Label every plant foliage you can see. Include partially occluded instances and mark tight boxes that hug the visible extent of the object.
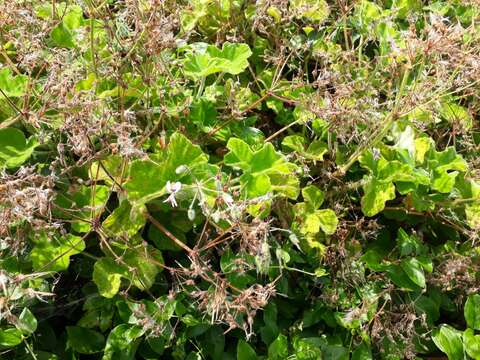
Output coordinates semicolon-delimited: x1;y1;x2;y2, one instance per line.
0;0;480;359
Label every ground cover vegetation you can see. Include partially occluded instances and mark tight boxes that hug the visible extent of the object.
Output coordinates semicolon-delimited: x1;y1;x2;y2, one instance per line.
0;0;480;359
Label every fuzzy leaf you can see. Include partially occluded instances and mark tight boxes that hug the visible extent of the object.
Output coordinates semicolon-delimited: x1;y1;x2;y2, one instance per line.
302;185;324;210
268;335;288;359
315;209;338;235
102;201;146;237
17;308;37;335
67;326;105;354
432;325;465;360
400;257;426;288
361;178;396;217
465;294;480;330
464;329;480;360
207;42;252;75
290;0;330;22
125;132;208;204
0;68;28;97
30;234;85;272
428;147;467;193
184;42;252;78
224;138;254;170
50;23;75;48
237;340;257;360
93;246;163;298
0;128;38;168
0;328;23;348
93;258;123;298
102;324;143;360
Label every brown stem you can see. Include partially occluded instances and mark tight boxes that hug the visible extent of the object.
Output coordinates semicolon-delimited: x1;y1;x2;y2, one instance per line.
145;212;194;253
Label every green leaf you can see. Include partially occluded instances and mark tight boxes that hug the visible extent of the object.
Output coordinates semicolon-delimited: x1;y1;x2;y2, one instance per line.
438;100;473;130
27;351;59;360
220;249;255;289
463;328;480;360
184;42;252;78
125;132;208;204
400;258;426;288
386;264;420;291
226;140;299;200
93;258;123;298
465;294;480;330
123;247;163;290
290;0;330;22
102;201;146;237
0;128;38;168
301;212;322;234
282;135;306;153
55;185;110;233
190;99;217;128
0;327;23;348
244;173;272;197
293;337;324;359
428;147;467;193
315;209;338;235
30;234;85;272
432;170;460;194
269;170;300;199
103;324;143;360
361;178;396;217
237;340;257;360
305;140;328;161
260;302;279;345
268;335;288;359
0;68;28;97
267;6;282;22
89;155;124;186
351;0;384;34
183;51;223;78
377;159;414;183
250;143;282;173
50;23;75;48
466;203;480;229
302;185;324;210
225;138;254;171
67;326;105;354
352;343;372;360
432;325;465;360
417;255;433;273
62;5;84;30
415;137;433;164
93;246;163;298
17;308;37;334
392;0;422;19
359;150;377;173
323;345;348;360
207;42;253;75
415;295;440;325
396;228;421;256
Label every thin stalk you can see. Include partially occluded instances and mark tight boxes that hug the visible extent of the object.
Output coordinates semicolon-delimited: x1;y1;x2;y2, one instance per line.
337;66;411;175
196;76;206;98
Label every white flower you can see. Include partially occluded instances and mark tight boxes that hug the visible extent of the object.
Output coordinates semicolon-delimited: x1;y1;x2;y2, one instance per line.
222;193;234;205
164;181;182;207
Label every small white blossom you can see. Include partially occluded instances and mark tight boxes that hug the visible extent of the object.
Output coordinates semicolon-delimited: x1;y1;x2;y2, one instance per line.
164;181;182;207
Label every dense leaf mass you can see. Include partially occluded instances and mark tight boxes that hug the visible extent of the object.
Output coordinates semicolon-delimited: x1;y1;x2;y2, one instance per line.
0;0;480;359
